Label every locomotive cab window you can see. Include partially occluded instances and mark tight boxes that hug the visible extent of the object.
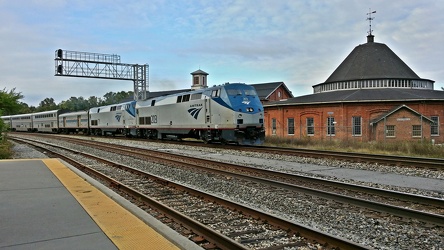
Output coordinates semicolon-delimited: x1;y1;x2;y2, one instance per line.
182;94;190;102
212;89;220;97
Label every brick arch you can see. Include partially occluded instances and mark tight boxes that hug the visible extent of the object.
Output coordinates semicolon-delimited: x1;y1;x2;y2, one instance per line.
369;108;389;120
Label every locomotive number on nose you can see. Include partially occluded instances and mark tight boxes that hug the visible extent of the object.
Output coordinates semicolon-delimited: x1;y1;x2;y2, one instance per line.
151;115;158;124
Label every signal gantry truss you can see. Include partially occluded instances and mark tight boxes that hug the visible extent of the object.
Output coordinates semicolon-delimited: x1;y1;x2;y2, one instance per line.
54;49;148;101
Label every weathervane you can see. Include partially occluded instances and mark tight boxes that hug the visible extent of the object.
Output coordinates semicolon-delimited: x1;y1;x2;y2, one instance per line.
366;8;376;35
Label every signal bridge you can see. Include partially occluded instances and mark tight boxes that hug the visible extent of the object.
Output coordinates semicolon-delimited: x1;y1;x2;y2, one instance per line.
54;49;148;101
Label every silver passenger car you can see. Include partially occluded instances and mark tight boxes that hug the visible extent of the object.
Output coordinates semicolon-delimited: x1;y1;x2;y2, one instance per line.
32;110;60;133
58;110;89;134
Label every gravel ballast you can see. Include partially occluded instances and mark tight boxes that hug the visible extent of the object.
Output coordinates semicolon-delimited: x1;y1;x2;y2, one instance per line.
9;136;444;249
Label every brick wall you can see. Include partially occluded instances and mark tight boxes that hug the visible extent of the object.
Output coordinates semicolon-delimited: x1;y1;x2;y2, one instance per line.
264;101;443;143
266;86;293;102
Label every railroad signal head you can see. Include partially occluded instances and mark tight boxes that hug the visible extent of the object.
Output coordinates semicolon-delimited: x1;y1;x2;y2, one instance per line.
57;65;63;75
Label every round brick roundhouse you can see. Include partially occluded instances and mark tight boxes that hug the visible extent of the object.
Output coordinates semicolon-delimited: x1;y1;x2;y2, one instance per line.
263;34;444;144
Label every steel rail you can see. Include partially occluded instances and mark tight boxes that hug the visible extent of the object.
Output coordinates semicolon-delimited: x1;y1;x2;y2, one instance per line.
9;132;444;169
241;145;444;170
51;135;444;209
11;136;371;250
103;143;444;226
13;135;444;226
12;138;249;250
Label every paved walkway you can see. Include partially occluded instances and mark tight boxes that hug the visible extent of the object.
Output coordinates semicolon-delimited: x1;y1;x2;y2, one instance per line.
0;158;201;250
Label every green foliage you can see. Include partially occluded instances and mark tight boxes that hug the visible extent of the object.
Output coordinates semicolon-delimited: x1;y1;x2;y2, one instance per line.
265;136;444;158
101;91;133;106
0;85;133;115
0;88;24;115
0;139;12;159
59;96;91;111
35;97;58;112
368;140;444;158
0;115;4;134
0;114;11;159
22;91;133;113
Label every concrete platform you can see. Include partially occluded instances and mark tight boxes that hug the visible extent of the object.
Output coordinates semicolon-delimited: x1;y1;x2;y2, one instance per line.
0;158;202;250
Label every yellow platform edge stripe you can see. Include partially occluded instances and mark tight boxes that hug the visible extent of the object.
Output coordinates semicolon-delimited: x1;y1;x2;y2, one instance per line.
43;158;179;250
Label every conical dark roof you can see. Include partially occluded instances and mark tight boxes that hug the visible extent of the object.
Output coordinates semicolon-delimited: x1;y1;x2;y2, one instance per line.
324;36;420;83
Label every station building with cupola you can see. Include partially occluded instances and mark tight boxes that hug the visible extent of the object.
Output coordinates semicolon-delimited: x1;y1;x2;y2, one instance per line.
263;33;444;143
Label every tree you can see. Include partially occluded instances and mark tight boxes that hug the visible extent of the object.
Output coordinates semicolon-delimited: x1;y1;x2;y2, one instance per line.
59;96;91;111
0;88;24;115
0;88;24;136
88;96;100;108
17;102;34;114
101;91;132;105
36;98;58;111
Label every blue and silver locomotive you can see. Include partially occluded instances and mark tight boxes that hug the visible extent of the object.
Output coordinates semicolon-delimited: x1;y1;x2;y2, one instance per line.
136;83;265;145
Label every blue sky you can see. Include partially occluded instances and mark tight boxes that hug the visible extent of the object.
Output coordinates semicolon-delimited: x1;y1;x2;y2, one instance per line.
1;0;443;106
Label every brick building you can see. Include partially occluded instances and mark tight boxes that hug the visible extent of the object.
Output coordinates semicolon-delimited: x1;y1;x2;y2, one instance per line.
263;34;444;143
251;82;293;103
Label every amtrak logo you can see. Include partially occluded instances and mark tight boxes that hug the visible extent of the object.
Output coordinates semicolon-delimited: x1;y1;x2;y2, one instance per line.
188;107;202;119
115;114;121;122
242;97;250;105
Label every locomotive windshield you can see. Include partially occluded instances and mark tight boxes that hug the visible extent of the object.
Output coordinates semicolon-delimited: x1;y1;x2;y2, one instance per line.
226;88;257;96
226;89;242;96
244;88;257;96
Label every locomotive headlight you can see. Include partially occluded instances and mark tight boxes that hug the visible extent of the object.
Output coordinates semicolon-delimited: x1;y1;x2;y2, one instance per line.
238;114;242;118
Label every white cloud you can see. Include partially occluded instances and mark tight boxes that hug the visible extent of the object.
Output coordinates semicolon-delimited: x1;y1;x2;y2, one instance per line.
1;0;443;106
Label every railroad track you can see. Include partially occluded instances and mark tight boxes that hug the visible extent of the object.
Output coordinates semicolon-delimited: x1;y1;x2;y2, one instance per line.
37;136;444;222
92;133;444;170
245;146;444;170
9;134;444;248
10;136;369;249
10;132;444;169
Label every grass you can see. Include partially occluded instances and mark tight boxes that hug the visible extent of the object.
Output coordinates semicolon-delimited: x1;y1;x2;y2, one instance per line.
264;136;444;158
0;133;13;159
0;132;442;159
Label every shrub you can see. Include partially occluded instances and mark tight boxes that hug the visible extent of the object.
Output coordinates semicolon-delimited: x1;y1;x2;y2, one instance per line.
0;136;12;159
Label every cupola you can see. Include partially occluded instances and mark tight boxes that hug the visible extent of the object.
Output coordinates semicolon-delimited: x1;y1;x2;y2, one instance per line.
190;69;209;90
